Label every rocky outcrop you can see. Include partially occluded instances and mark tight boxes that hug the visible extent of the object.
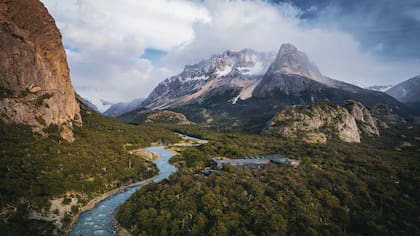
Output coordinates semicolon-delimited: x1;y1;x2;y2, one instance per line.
344;100;380;136
264;101;380;143
144;111;192;125
0;0;81;142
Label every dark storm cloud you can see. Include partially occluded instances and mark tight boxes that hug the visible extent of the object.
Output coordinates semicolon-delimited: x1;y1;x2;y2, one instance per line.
271;0;420;60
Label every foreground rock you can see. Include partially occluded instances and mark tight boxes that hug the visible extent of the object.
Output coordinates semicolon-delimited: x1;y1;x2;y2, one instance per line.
0;0;81;142
264;101;380;143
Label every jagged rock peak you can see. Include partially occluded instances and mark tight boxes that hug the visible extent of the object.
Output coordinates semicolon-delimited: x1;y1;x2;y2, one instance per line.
180;48;273;79
268;43;328;84
142;48;274;109
0;0;81;142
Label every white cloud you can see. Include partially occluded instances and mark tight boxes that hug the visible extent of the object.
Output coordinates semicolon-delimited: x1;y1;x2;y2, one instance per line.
40;0;419;111
41;0;209;111
164;0;420;87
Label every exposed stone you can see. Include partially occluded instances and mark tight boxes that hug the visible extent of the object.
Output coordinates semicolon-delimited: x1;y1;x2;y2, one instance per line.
0;0;81;142
28;84;42;94
144;110;192;125
264;101;381;143
344;100;380;136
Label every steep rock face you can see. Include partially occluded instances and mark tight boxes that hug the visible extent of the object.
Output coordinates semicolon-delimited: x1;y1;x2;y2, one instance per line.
344;100;379;136
0;0;81;142
254;44;367;97
263;43;328;84
264;101;380;143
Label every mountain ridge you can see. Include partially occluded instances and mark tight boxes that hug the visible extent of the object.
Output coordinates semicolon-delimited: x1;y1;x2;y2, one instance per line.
122;44;404;129
386;75;420;104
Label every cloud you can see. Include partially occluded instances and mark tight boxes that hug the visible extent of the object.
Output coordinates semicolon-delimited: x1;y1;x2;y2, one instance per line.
41;0;209;111
164;0;420;87
40;0;420;111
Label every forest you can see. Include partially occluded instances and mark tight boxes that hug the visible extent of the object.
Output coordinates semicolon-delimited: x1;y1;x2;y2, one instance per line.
117;125;420;235
0;105;179;234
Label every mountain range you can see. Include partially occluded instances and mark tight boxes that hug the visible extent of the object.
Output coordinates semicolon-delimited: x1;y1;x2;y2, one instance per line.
104;98;145;117
121;44;407;129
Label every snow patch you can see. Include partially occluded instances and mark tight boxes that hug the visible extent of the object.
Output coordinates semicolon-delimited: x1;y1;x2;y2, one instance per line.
216;66;232;77
183;75;209;82
231;80;260;104
401;88;407;97
231;94;240;104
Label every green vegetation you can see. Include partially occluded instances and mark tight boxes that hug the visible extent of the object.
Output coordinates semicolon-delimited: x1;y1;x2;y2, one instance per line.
118;125;420;235
35;93;53;107
0;86;13;98
0;105;179;235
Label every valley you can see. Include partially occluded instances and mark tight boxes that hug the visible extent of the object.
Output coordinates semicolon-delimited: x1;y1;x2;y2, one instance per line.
0;0;419;235
117;125;420;235
70;134;207;236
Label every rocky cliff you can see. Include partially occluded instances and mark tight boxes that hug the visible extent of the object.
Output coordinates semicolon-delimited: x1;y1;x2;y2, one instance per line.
264;101;380;143
0;0;81;142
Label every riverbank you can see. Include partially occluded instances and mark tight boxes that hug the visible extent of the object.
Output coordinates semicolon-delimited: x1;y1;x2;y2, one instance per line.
66;172;157;235
68;134;207;235
114;147;181;236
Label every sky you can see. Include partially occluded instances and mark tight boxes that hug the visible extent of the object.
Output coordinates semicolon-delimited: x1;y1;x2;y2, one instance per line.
40;0;420;111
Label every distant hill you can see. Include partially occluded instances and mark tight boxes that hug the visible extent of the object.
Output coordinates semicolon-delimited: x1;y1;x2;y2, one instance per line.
386;76;420;114
77;94;100;113
104;98;145;116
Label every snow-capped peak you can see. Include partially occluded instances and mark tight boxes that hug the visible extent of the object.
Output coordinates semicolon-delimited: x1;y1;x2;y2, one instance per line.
142;48;273;109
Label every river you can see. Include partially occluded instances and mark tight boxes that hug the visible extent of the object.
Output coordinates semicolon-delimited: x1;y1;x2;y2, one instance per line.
69;135;206;236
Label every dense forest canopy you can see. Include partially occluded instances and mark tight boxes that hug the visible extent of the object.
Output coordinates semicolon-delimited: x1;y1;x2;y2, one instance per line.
118;125;420;235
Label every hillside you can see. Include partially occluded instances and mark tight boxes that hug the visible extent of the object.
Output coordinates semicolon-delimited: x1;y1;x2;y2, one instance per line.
0;103;179;235
386;75;420;114
117;125;420;235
